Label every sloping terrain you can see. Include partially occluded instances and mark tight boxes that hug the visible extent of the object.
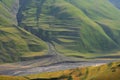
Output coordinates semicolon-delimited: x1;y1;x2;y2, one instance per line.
0;0;47;62
1;0;120;62
17;0;120;58
27;61;120;80
0;61;120;80
0;75;28;80
1;1;120;79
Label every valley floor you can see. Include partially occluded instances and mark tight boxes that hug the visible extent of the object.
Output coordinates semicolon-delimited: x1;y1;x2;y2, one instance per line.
0;60;120;80
0;43;119;76
0;59;117;76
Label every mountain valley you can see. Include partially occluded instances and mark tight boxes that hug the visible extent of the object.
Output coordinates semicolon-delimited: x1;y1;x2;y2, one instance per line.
0;0;120;79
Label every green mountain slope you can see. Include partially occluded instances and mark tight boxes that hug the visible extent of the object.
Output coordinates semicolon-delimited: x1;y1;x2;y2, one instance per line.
17;0;120;57
0;0;47;62
1;0;120;62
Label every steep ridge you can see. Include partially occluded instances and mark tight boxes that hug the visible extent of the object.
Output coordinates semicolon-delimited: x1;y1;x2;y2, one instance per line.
17;0;120;58
0;0;47;62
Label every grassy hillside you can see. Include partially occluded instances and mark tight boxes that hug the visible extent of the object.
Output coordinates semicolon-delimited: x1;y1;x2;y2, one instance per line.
27;61;120;80
1;0;120;62
0;75;28;80
0;0;47;62
18;0;120;58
